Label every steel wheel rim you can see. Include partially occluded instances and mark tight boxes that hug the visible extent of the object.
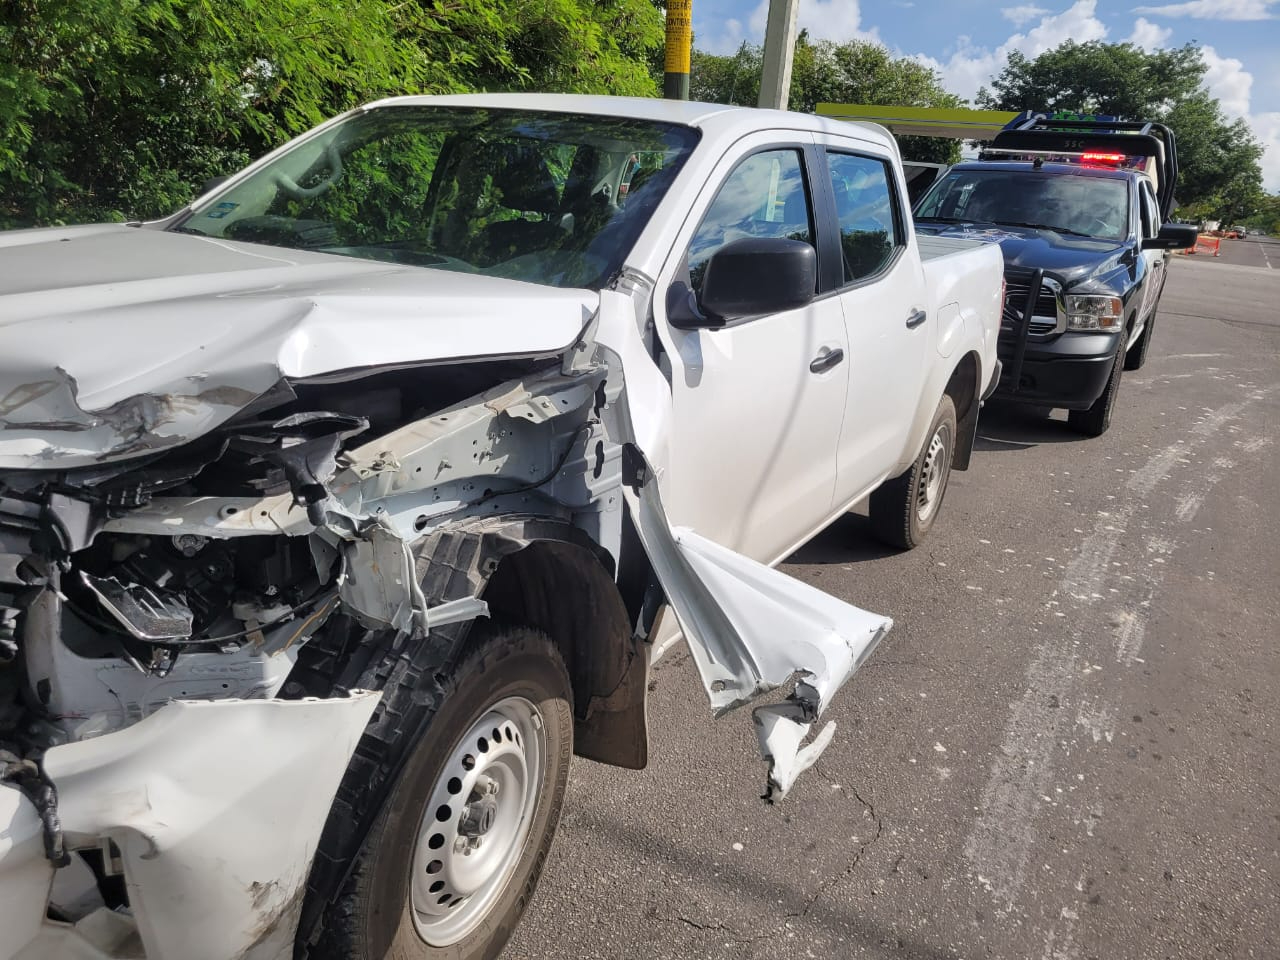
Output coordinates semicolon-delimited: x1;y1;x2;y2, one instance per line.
410;695;545;946
916;424;951;522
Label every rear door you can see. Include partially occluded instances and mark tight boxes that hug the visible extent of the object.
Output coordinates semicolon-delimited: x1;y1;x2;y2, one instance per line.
814;135;930;507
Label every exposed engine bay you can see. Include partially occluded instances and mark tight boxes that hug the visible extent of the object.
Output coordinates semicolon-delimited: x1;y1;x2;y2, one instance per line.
1;356;564;732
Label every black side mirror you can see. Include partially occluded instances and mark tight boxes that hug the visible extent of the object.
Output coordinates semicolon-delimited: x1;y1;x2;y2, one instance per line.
1142;223;1197;250
676;238;816;328
198;175;231;197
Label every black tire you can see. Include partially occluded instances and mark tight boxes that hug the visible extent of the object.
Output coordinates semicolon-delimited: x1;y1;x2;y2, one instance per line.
313;625;572;960
1068;336;1124;437
1124;311;1154;371
869;394;957;550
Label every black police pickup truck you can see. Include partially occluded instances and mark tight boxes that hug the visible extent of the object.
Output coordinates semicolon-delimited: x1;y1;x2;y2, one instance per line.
914;115;1198;435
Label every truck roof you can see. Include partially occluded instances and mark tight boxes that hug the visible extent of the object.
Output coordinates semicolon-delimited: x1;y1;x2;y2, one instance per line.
362;92;899;151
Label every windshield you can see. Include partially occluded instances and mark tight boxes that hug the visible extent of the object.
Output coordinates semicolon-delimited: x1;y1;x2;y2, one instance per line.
171;106;700;290
916;169;1131;242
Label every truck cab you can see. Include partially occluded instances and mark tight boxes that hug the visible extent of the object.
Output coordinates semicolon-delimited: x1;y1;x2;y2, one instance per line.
913;114;1197;435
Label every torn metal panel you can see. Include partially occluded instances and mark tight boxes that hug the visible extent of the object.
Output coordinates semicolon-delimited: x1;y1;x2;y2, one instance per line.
98;367;607;546
588;291;893;800
2;693;381;960
626;468;892;799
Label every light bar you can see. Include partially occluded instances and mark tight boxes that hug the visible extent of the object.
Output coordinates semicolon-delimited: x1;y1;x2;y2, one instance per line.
1081;152;1126;165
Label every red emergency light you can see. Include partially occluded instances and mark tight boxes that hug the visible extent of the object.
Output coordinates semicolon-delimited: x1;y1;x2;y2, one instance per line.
1081;151;1126;165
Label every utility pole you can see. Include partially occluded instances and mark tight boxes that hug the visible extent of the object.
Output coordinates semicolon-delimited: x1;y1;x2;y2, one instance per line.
758;0;800;110
663;0;693;100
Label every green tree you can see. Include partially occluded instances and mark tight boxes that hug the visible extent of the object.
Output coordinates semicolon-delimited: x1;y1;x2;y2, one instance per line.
1243;193;1280;236
0;0;664;228
691;35;963;163
976;40;1265;219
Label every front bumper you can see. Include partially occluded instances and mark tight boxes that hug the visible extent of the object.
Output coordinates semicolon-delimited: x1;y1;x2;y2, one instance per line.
994;331;1120;409
1;693;379;960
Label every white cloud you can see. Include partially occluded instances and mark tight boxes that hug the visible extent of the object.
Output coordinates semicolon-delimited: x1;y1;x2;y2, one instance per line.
1251;112;1280;192
1003;5;1052;25
912;1;1109;102
1173;46;1279;191
1131;0;1276;19
700;17;750;55
698;0;879;55
1126;16;1174;47
1200;44;1253;117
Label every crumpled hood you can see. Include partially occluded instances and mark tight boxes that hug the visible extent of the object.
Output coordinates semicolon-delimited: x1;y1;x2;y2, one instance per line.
915;221;1130;287
0;225;597;468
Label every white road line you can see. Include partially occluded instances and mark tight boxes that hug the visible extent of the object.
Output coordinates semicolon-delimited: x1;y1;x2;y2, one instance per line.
1258;242;1273;269
964;387;1271;914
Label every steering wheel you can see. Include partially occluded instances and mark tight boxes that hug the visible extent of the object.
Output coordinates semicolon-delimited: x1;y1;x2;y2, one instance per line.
273;143;344;200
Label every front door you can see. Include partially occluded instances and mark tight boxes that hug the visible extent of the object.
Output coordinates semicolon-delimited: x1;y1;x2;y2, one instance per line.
650;137;848;563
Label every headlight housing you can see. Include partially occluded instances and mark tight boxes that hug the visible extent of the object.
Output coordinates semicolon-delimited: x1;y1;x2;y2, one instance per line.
1065;294;1124;332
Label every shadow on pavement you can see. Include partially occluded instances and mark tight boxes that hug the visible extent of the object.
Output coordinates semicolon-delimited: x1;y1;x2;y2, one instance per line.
975;401;1081;450
785;512;901;565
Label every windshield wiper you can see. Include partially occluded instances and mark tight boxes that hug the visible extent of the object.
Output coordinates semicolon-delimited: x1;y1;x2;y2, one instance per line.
998;221;1094;238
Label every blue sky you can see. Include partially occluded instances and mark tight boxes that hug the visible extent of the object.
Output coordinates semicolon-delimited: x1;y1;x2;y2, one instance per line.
691;0;1280;191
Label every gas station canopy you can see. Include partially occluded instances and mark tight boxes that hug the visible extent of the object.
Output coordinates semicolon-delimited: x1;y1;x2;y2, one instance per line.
815;103;1019;140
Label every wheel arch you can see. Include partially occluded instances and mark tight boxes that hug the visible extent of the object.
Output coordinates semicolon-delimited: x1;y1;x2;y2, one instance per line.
480;532;649;771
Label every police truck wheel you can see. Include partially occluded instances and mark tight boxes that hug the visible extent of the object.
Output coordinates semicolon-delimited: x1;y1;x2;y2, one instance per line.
1069;337;1124;437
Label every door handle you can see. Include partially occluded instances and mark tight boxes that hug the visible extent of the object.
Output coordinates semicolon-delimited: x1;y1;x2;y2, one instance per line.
906;308;928;329
809;347;845;373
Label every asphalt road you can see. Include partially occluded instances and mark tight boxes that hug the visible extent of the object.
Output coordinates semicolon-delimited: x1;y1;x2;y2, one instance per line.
1209;232;1278;271
504;251;1280;960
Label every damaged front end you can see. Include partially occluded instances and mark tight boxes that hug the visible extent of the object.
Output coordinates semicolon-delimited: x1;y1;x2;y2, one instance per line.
0;353;623;958
1;288;892;958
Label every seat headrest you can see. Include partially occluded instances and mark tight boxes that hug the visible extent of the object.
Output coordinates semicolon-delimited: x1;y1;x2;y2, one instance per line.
490;142;560;214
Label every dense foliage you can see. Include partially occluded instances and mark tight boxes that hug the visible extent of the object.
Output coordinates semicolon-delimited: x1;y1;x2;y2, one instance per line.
0;0;664;227
1242;193;1280;236
2;8;1269;229
977;41;1266;223
691;36;963;164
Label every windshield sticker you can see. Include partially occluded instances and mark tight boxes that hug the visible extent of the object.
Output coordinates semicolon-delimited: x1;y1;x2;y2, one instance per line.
205;202;239;220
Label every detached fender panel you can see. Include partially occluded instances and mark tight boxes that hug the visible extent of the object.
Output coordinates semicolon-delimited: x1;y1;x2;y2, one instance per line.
623;449;892;800
4;693;379;960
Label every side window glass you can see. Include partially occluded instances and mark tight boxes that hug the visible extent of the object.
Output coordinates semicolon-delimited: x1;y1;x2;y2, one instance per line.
687;149;814;296
1140;184;1159;239
826;152;900;284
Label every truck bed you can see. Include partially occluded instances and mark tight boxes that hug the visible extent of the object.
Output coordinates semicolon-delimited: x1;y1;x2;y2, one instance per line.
917;233;993;263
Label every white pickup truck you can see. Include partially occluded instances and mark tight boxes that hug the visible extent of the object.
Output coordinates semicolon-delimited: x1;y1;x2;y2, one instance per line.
0;94;1002;960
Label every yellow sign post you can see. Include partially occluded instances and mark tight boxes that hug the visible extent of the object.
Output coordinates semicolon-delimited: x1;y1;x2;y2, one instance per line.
664;0;692;100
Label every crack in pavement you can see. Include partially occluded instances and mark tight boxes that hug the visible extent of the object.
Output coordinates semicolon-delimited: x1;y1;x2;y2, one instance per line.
790;766;885;921
658;769;887;952
657;914;757;945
